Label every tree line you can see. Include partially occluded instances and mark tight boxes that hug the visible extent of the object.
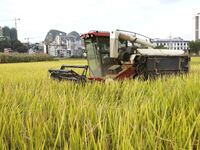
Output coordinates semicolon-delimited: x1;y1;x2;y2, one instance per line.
0;26;28;53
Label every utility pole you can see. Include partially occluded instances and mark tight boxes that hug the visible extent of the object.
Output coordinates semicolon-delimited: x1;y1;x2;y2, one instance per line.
14;18;20;31
24;36;41;49
14;18;20;39
24;37;30;49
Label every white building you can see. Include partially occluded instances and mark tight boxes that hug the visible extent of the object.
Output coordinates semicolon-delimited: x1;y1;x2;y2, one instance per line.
46;31;83;57
194;13;200;41
48;40;71;57
152;37;189;50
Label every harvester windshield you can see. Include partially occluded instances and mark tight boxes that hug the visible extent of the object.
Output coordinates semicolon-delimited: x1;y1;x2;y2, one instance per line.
85;39;102;77
83;32;110;78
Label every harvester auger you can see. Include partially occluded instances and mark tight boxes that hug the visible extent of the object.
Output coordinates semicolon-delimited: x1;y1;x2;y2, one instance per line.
48;29;190;82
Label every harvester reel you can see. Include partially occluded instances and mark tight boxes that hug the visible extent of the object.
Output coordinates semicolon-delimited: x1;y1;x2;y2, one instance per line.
49;65;88;83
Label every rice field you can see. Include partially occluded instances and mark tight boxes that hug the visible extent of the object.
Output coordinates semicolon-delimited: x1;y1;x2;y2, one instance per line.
0;58;200;149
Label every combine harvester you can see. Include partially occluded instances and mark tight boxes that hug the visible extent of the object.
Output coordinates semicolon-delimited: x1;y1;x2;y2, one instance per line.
49;29;190;82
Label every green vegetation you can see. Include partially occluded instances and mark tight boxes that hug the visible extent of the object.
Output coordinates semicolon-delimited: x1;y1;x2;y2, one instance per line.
0;26;28;53
154;45;167;49
2;26;17;41
0;53;55;63
0;40;28;53
0;58;199;149
189;40;200;55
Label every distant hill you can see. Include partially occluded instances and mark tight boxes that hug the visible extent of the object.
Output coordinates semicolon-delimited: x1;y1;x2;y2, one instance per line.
44;30;66;44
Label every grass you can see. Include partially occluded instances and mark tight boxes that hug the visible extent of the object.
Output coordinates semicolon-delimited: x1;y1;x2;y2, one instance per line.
0;57;200;149
0;53;55;63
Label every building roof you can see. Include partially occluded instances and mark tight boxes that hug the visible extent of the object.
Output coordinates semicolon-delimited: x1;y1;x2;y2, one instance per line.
152;38;189;42
81;31;110;39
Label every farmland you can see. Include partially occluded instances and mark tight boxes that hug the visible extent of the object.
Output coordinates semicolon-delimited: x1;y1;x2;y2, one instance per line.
0;57;200;149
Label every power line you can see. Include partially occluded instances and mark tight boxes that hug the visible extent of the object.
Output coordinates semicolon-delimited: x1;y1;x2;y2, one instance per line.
0;18;20;29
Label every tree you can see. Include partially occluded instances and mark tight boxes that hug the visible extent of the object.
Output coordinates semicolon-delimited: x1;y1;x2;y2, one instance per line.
188;40;200;54
2;26;11;40
0;39;28;53
154;45;167;49
0;26;27;52
0;40;11;52
11;40;28;53
10;28;17;41
2;26;18;41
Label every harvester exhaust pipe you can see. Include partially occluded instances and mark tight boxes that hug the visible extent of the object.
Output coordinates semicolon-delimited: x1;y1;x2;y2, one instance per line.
110;31;156;58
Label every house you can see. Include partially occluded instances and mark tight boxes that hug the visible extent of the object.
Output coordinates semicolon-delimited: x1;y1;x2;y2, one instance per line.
44;31;84;57
4;48;14;53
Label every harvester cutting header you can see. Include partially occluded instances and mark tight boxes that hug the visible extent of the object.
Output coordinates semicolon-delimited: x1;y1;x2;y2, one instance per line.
49;29;190;82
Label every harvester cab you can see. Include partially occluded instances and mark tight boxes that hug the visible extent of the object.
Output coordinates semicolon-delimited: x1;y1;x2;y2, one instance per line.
49;29;190;82
82;31;110;78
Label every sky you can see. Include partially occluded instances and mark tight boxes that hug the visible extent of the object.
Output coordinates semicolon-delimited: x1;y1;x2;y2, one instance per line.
0;0;199;42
